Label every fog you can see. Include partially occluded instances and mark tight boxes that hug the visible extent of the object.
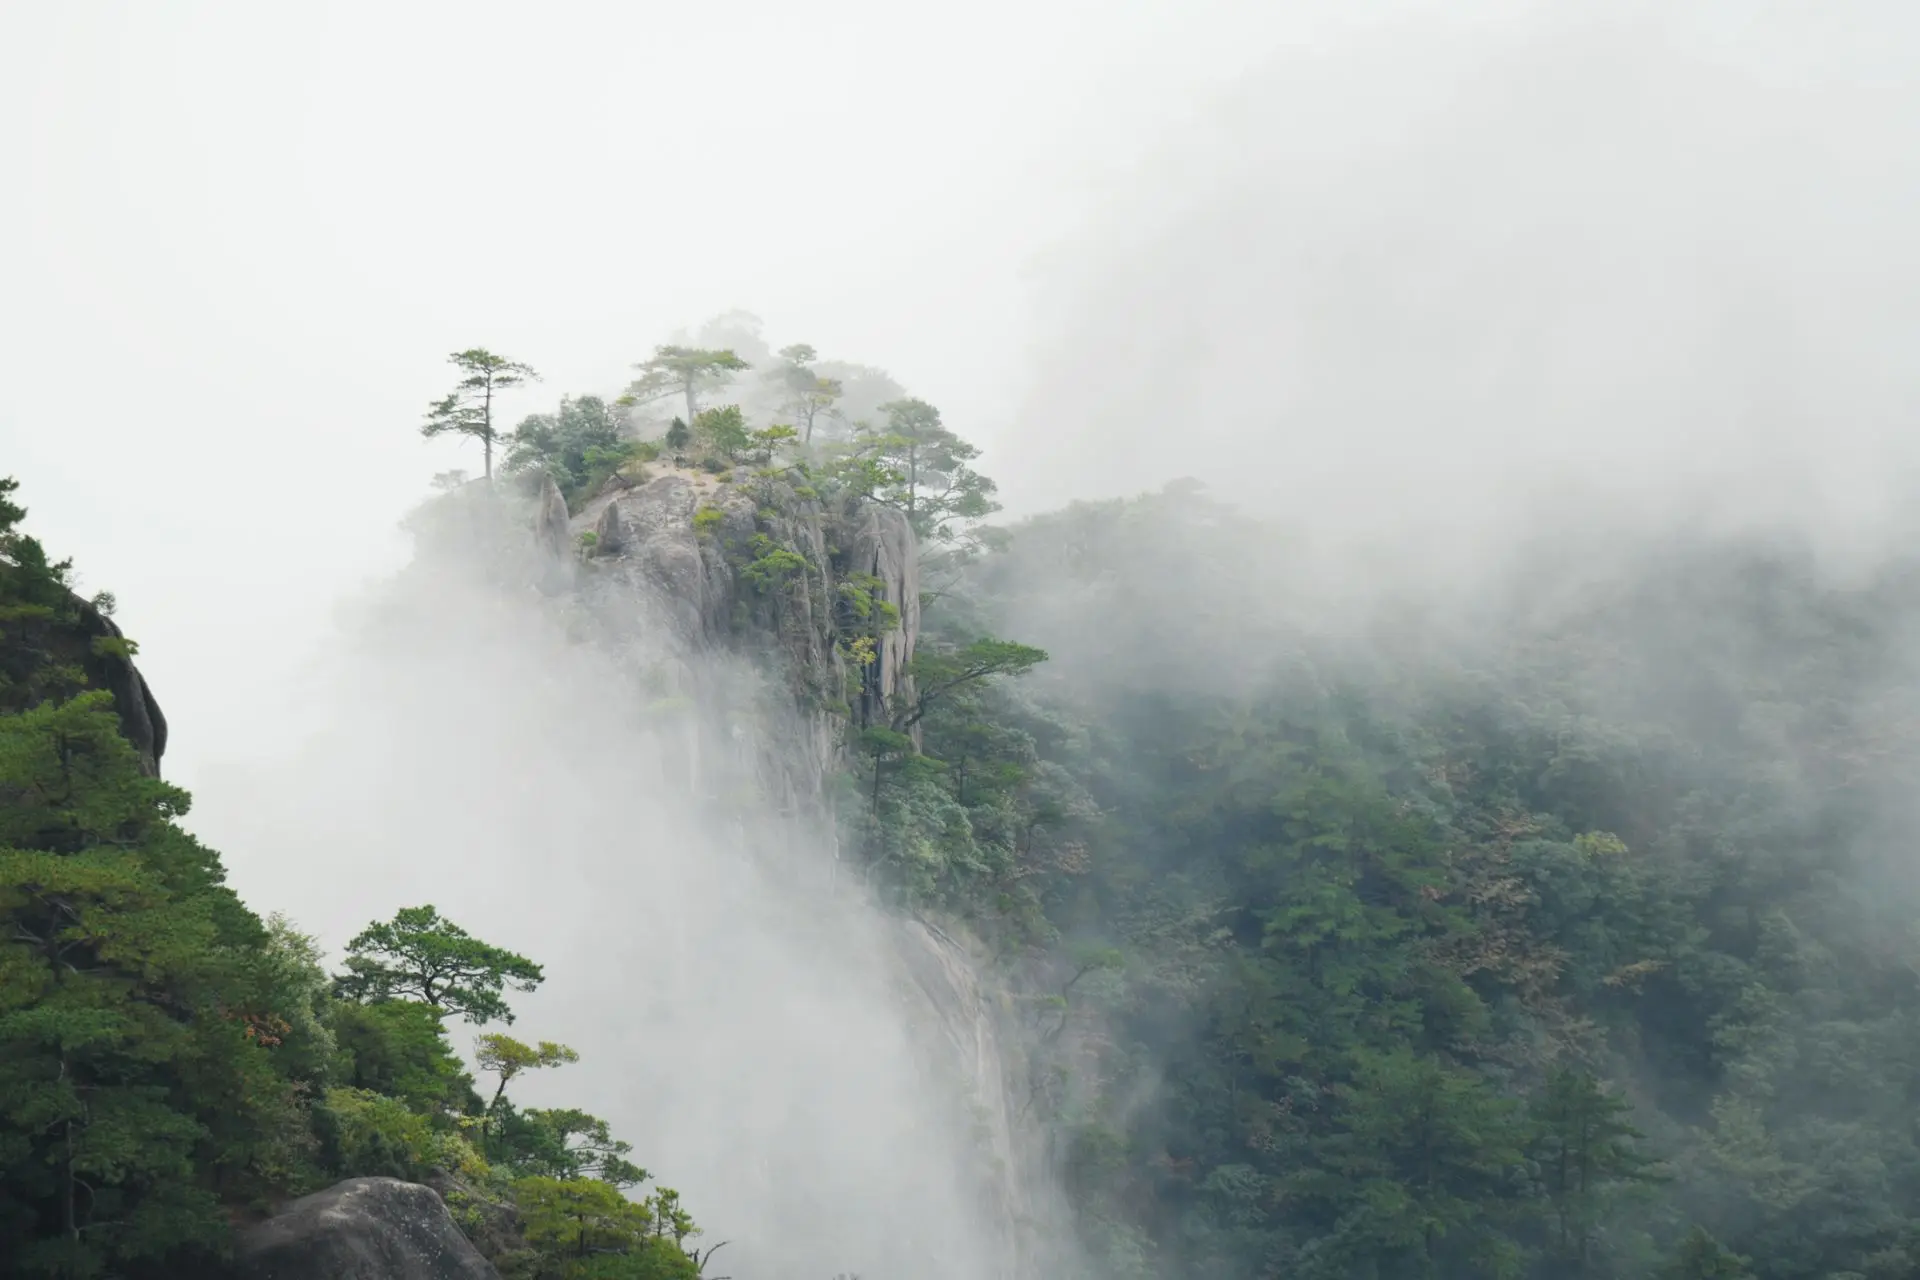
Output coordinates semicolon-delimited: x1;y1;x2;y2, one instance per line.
12;1;1920;1276
1008;0;1920;591
199;490;1044;1279
0;0;1292;794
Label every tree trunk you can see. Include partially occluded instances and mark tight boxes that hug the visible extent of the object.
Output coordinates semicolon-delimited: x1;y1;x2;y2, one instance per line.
482;378;494;479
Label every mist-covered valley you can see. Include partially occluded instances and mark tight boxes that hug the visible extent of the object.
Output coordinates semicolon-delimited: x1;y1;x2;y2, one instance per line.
9;3;1920;1280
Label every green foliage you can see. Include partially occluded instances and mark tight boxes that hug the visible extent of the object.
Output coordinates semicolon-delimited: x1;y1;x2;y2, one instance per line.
767;344;845;444
422;349;540;480
864;398;999;543
0;493;708;1276
0;476;72;597
624;346;749;427
252;912;341;1102
834;572;900;675
0;693;292;1276
513;1176;699;1280
855;483;1920;1280
747;422;800;464
491;1106;648;1189
334;905;545;1026
328;998;477;1116
316;1086;438;1180
505;394;653;505
691;405;750;461
0;479;97;715
739;534;808;596
893;636;1047;732
810;450;903;509
477;1034;579;1120
1529;1068;1666;1272
691;506;725;538
1660;1229;1754;1279
88;634;137;660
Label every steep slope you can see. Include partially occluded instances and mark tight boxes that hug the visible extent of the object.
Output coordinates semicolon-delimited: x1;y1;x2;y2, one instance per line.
403;467;1064;1278
0;541;168;774
567;464;917;832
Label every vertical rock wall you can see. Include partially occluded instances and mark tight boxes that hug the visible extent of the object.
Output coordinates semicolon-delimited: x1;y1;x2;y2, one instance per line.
543;468;1054;1278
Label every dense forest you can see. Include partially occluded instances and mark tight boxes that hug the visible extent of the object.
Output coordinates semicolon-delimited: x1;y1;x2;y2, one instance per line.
0;480;708;1278
11;310;1920;1280
902;485;1920;1280
415;316;1920;1279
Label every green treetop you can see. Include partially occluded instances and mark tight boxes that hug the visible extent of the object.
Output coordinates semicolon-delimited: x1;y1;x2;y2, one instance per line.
624;346;750;426
421;349;540;480
0;693;300;1277
866;398;999;543
767;343;844;444
334;905;544;1025
476;1032;578;1122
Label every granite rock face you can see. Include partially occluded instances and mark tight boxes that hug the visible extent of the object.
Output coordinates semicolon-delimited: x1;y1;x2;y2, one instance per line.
532;474;575;595
75;595;168;776
0;583;168;776
233;1177;499;1280
569;467;919;826
404;466;1051;1277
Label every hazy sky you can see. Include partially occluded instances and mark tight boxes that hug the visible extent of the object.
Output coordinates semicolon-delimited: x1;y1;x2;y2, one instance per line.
8;0;1920;795
1;0;1328;789
1009;0;1920;575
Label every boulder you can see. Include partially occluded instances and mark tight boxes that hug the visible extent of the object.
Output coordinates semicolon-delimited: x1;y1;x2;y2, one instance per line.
532;473;575;594
592;498;627;556
235;1177;498;1280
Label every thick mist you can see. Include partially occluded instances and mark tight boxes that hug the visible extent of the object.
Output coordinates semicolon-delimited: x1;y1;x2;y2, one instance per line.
1008;1;1920;591
196;495;1034;1280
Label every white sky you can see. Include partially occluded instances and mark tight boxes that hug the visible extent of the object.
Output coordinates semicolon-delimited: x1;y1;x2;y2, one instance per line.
9;0;1916;800
0;0;1344;791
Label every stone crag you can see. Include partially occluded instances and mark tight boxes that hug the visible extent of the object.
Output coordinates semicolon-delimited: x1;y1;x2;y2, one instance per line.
233;1178;499;1280
554;466;1054;1278
567;464;917;837
394;466;1062;1278
0;580;168;775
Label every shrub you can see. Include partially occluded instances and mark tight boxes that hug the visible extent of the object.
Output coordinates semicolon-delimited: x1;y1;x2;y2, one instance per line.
317;1087;438;1180
326;999;479;1117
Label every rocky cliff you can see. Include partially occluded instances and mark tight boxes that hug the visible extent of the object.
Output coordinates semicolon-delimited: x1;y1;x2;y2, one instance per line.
234;1177;498;1280
0;579;168;775
565;464;918;842
446;464;1055;1277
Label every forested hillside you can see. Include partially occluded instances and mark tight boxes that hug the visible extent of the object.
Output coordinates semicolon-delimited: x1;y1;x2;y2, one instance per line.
481;311;1920;1280
14;304;1920;1280
891;479;1920;1280
0;483;708;1279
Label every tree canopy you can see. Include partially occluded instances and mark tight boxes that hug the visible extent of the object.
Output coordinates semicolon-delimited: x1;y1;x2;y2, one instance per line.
421;348;540;481
624;346;749;426
865;397;999;543
333;905;545;1026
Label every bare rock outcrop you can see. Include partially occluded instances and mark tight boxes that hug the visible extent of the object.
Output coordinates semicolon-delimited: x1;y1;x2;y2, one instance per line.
844;499;919;732
234;1177;498;1280
74;594;168;776
0;582;168;776
591;498;627;556
532;474;574;594
567;468;918;826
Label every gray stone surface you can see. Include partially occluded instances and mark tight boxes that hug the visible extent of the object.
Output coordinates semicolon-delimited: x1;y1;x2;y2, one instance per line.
234;1177;498;1280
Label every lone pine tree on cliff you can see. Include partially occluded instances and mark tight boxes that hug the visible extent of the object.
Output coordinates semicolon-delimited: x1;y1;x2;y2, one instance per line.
421;348;540;480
